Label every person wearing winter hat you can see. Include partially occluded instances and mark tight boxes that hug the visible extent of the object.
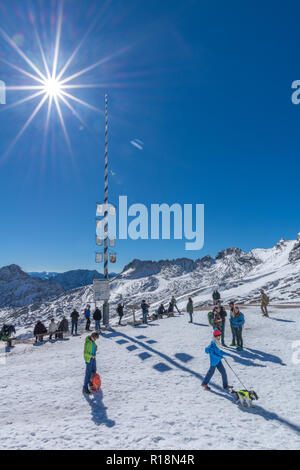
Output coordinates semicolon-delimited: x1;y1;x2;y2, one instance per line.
201;330;232;391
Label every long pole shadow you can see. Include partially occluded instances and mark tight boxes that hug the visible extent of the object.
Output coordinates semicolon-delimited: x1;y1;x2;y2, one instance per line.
102;328;230;396
103;328;300;437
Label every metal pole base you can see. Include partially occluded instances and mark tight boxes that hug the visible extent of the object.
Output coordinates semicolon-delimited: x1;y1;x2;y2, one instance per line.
103;301;109;326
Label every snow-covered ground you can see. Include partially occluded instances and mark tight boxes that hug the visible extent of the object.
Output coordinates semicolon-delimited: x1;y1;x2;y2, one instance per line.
1;306;299;450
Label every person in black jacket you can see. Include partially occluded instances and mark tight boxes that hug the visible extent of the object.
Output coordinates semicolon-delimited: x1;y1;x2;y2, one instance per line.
33;320;47;342
71;309;79;335
117;303;124;325
217;301;227;346
158;304;166;318
93;307;102;331
57;316;69;333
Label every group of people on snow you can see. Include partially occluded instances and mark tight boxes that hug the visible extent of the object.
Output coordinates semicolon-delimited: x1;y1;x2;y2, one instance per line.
33;316;69;342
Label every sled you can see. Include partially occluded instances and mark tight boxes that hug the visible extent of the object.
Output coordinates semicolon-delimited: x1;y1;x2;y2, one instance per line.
91;373;101;391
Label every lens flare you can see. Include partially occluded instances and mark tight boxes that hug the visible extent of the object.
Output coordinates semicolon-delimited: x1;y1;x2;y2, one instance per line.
0;1;129;159
43;78;62;98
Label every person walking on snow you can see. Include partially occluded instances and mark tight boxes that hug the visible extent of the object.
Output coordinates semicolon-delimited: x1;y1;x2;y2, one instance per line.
260;289;270;317
141;300;150;324
217;301;227;346
201;330;232;391
212;289;221;305
231;306;245;351
228;301;237;346
186;297;194;323
93;307;102;331
71;309;79;335
84;305;91;331
83;331;99;395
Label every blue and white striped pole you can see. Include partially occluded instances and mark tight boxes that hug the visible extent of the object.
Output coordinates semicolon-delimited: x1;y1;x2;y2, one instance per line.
103;94;110;325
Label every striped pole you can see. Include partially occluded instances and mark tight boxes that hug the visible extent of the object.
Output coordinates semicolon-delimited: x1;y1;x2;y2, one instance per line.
103;94;109;325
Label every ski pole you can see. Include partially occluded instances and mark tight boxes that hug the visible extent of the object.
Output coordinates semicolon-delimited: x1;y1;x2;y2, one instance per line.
224;358;247;389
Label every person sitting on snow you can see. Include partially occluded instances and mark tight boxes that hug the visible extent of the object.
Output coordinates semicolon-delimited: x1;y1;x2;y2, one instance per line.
33;320;47;342
48;318;58;340
158;304;166;318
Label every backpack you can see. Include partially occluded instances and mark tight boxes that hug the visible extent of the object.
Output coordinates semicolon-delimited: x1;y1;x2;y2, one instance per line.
91;373;101;391
208;312;214;326
0;324;15;341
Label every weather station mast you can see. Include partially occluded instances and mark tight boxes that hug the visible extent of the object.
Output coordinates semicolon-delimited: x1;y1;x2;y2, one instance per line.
94;95;116;327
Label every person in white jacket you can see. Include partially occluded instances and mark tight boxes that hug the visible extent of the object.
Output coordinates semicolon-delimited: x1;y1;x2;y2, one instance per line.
48;318;58;340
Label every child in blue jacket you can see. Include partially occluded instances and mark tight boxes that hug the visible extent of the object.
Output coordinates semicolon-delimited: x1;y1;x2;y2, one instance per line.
202;330;232;391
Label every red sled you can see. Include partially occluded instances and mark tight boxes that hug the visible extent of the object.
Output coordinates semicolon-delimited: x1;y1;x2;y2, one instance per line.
91;373;101;391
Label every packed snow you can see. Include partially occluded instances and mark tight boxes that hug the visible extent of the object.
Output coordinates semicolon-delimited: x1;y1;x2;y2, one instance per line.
1;305;299;450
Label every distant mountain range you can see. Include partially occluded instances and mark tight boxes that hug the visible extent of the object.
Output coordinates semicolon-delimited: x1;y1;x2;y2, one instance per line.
1;234;300;334
28;270;118;290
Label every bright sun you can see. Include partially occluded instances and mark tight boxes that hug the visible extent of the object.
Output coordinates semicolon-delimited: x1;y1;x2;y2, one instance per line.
44;78;62;97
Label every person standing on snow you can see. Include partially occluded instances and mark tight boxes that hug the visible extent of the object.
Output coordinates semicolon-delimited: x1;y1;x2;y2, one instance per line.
260;289;270;317
231;306;245;351
83;331;99;395
117;303;124;325
93;307;102;331
186;297;194;323
171;296;180;314
217;301;227;346
84;305;91;331
141;300;150;324
212;289;221;305
71;309;79;335
228;301;237;346
201;329;232;391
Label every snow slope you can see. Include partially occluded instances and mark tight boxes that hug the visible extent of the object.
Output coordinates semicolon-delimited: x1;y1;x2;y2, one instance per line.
1;235;300;334
0;265;64;308
1;306;299;450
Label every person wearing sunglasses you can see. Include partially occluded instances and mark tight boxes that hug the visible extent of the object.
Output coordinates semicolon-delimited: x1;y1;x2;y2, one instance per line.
231;306;245;351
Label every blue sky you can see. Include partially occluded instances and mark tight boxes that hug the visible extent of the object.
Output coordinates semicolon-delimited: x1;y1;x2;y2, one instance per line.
0;0;299;273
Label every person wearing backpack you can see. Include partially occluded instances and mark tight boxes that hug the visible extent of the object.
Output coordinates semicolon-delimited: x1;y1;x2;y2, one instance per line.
71;309;79;335
260;289;270;317
93;307;102;331
83;331;99;395
117;303;124;325
84;305;91;331
186;297;194;323
0;324;16;341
